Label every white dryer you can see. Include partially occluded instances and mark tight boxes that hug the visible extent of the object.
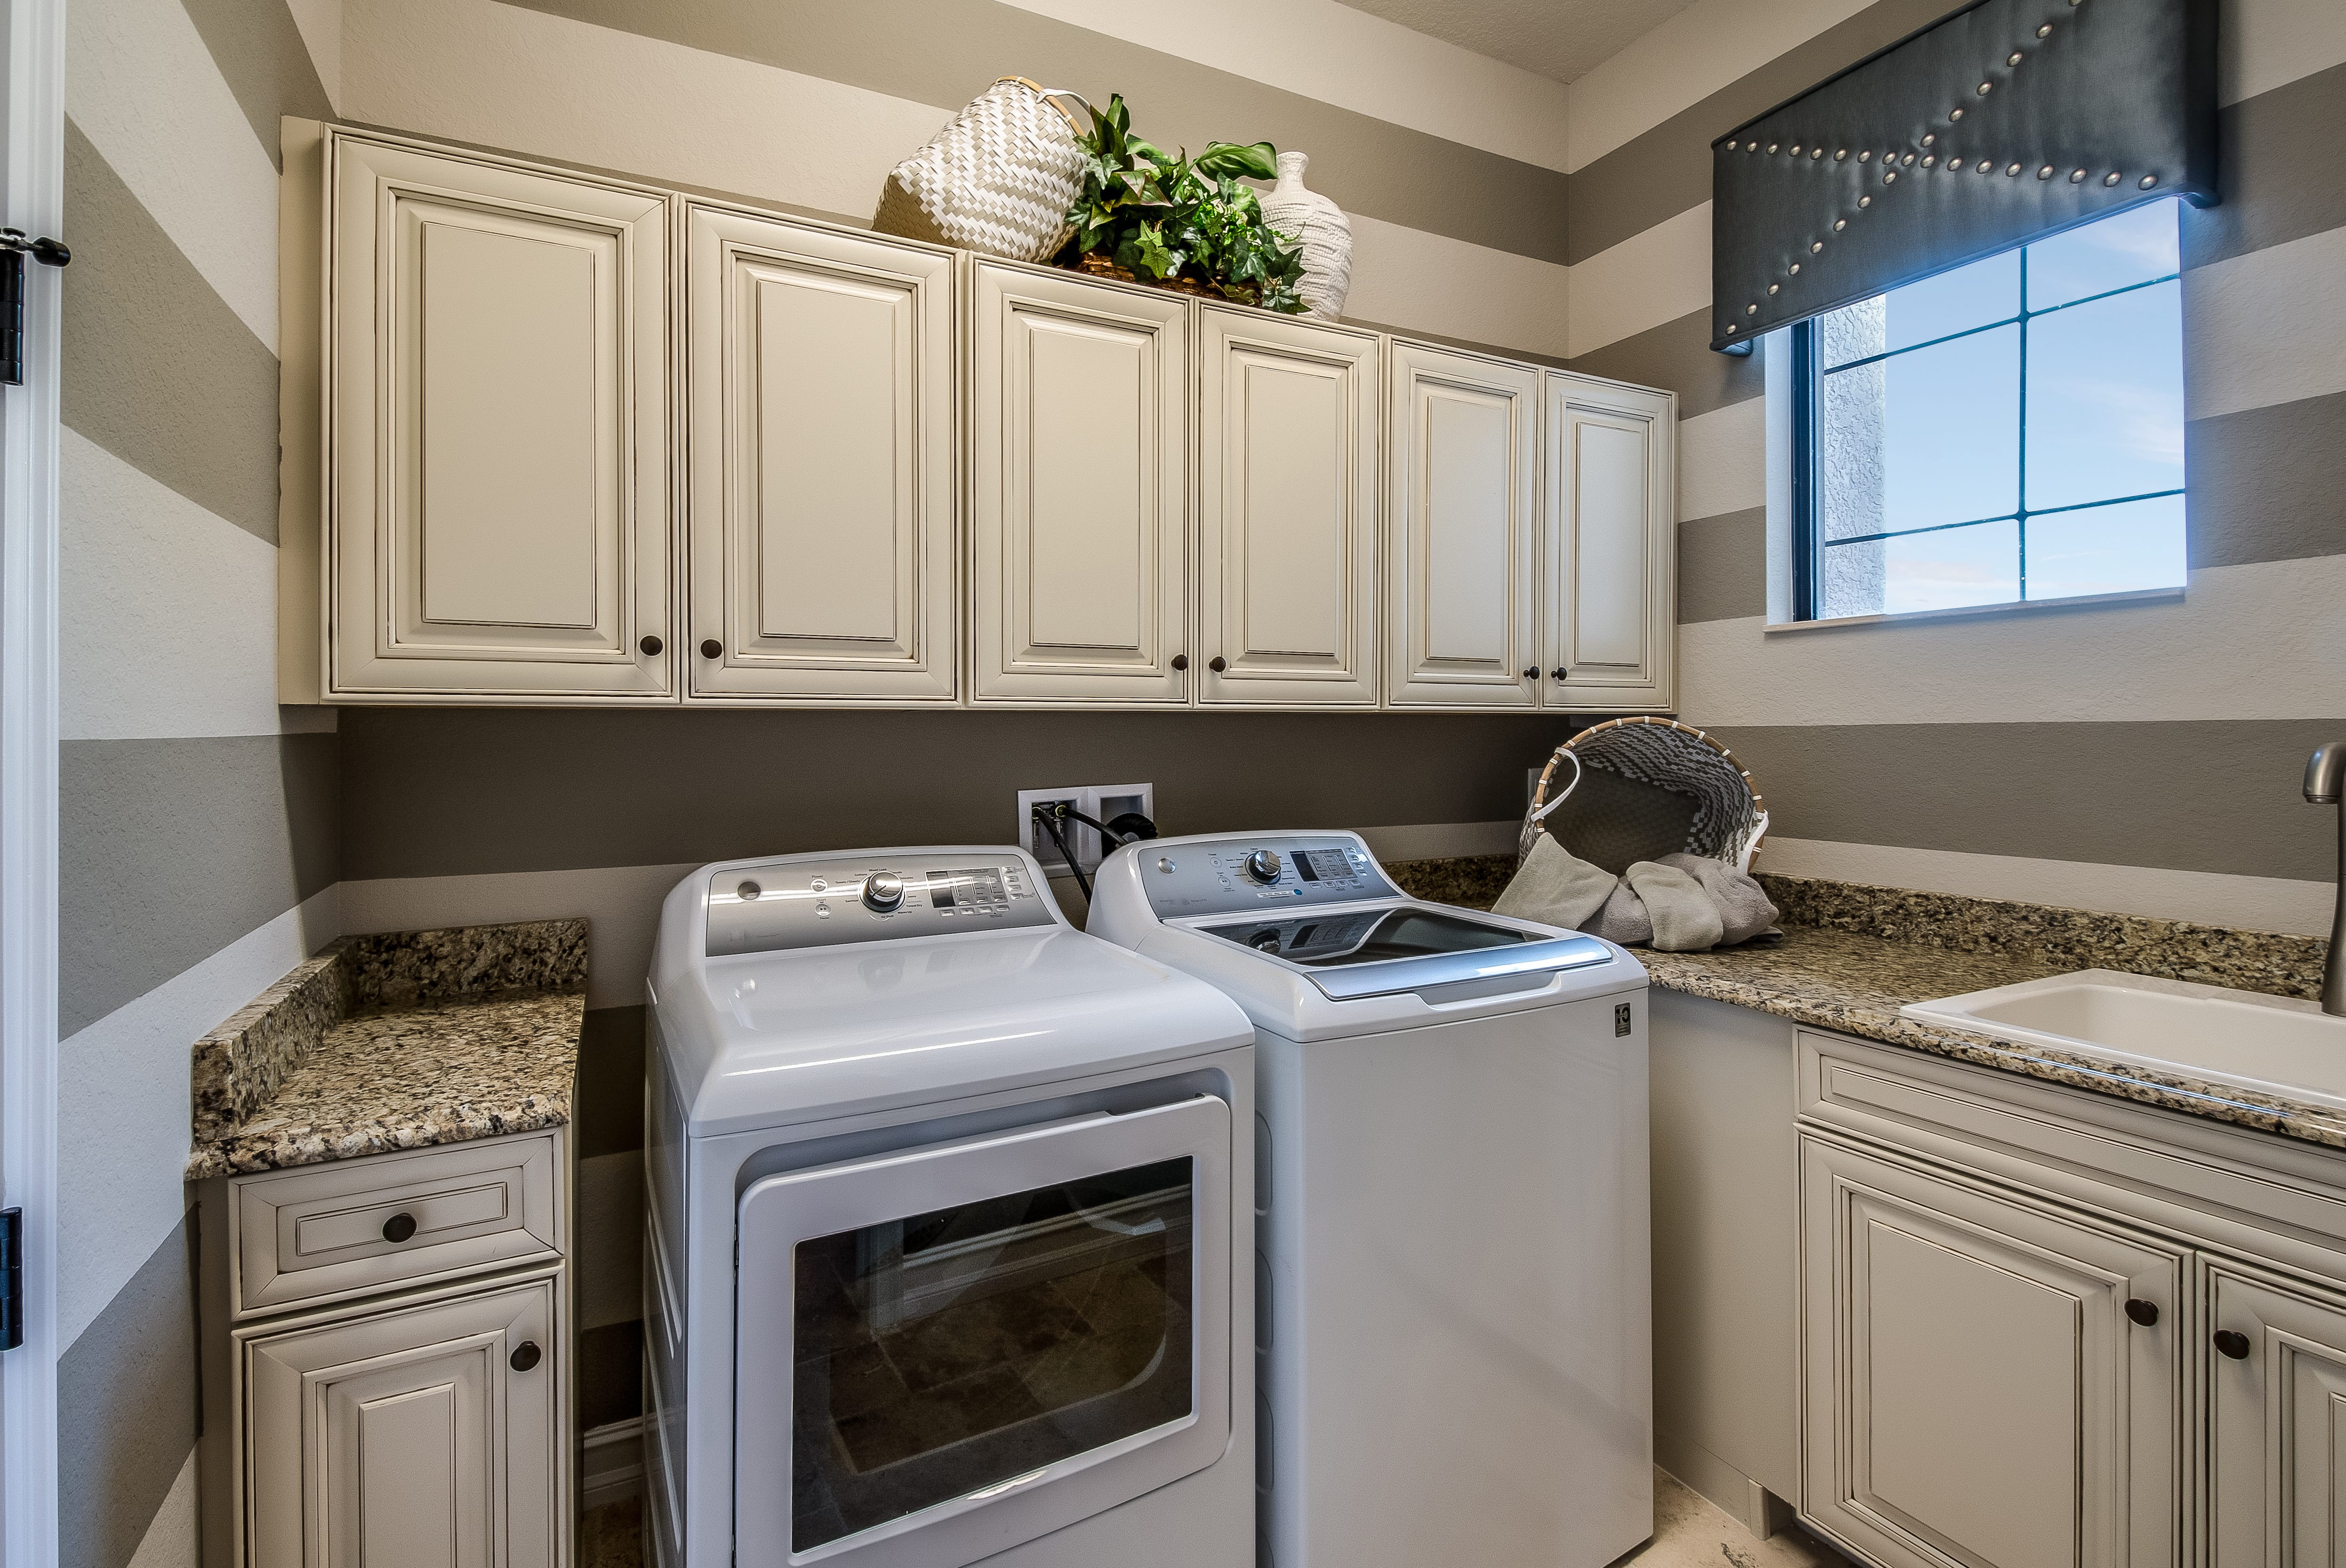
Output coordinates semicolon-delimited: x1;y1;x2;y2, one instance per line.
1088;831;1653;1568
644;846;1256;1568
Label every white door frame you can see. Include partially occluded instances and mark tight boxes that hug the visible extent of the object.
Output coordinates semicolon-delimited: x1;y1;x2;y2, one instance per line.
0;0;65;1560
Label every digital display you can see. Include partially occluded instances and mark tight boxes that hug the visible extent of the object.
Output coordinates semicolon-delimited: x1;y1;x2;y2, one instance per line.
1291;850;1358;883
929;868;1007;910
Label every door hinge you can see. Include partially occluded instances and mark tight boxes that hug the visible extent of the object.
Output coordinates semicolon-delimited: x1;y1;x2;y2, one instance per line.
0;229;71;388
0;1208;23;1349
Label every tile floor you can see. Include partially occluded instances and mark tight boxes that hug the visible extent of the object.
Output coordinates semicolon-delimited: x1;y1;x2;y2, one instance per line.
574;1466;1854;1568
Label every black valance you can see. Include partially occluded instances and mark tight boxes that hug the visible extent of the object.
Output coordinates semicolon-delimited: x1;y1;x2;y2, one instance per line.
1710;0;2215;351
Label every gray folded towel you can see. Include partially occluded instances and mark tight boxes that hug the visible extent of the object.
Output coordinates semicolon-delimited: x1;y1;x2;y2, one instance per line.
1493;833;1618;929
1657;852;1780;945
1623;860;1724;951
1497;835;1779;953
1583;880;1652;946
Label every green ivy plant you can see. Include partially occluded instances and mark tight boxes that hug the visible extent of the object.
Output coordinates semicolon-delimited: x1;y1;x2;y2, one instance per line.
1061;94;1308;314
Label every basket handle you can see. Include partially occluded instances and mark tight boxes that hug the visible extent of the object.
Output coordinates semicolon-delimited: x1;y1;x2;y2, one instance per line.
997;76;1093;137
1530;751;1583;826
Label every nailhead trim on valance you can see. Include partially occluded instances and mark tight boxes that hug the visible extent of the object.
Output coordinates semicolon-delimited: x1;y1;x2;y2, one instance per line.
1710;0;2216;351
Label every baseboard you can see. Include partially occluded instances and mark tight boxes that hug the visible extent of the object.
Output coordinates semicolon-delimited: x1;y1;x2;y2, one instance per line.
582;1416;645;1510
1655;1430;1785;1541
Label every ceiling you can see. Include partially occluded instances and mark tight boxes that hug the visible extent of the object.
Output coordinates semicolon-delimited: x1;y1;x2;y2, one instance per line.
1333;0;1702;83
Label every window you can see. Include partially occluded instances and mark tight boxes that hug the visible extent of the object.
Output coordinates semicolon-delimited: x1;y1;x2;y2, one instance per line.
1790;200;2185;621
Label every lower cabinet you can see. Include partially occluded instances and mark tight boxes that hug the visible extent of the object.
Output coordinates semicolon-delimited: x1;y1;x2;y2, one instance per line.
2208;1265;2346;1565
1800;1134;2182;1568
200;1128;572;1568
242;1274;562;1568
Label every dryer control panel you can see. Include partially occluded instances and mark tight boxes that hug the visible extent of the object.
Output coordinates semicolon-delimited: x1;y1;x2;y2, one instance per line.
705;850;1054;955
1138;834;1402;919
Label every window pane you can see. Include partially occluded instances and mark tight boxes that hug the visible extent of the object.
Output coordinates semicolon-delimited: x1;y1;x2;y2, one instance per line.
791;1158;1194;1551
1820;251;2019;368
2024;278;2184;511
1821;322;2018;538
2024;495;2185;599
1879;518;2020;614
2026;199;2178;310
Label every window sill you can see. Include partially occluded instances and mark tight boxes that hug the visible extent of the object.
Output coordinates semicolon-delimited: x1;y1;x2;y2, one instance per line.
1764;584;2185;634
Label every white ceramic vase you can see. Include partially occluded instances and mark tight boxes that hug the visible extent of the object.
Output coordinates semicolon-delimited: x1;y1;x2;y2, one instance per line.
1260;151;1351;320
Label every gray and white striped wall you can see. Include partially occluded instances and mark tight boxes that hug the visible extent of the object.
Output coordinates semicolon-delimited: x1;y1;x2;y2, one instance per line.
1562;0;2346;935
53;0;2345;1560
60;0;337;1563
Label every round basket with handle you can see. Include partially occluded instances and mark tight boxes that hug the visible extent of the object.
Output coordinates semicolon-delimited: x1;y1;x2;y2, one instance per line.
1520;716;1768;874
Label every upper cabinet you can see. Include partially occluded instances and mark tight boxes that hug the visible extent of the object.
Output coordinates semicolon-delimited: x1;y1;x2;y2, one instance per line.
1384;342;1540;708
684;204;957;703
968;261;1190;706
323;132;673;701
1196;308;1381;708
1541;376;1676;712
290;126;1680;712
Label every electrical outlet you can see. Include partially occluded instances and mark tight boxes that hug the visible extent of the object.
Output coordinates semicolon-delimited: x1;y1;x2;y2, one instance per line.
1016;783;1156;875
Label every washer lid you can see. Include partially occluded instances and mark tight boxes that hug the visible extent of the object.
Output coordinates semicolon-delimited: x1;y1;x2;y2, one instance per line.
1193;906;1613;1000
657;925;1254;1137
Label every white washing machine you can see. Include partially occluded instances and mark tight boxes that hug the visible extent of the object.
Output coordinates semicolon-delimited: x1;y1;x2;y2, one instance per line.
1088;830;1653;1568
644;846;1257;1568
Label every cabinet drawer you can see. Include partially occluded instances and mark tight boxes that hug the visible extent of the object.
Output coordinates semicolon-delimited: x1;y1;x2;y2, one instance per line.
1798;1029;2346;1276
233;1134;562;1318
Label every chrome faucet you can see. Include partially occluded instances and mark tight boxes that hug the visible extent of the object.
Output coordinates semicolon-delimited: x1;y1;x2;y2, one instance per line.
2310;742;2346;1015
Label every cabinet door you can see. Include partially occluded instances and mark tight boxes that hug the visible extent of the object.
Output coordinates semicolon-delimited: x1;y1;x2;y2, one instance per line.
1195;307;1379;707
1540;375;1675;712
328;134;671;700
685;206;956;702
970;262;1190;704
1384;341;1539;707
244;1275;562;1568
2208;1265;2346;1566
1801;1136;2182;1568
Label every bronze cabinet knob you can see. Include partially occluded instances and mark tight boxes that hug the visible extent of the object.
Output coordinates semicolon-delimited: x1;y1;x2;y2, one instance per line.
381;1213;417;1244
1209;656;1228;672
509;1340;542;1372
639;634;663;656
1170;654;1188;671
2124;1298;2159;1327
2213;1329;2252;1360
700;638;723;659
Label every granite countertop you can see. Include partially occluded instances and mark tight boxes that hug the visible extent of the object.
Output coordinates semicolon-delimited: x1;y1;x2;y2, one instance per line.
1384;855;2343;1151
186;920;588;1180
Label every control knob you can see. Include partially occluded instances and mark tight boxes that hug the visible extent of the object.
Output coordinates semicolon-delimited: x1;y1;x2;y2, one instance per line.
1243;848;1282;884
862;872;904;912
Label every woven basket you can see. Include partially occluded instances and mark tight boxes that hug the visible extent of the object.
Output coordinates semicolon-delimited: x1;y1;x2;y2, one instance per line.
1519;716;1768;875
873;78;1090;262
1072;251;1256;304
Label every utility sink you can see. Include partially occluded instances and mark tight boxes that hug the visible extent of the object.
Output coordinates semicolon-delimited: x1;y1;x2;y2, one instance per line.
1901;968;2346;1111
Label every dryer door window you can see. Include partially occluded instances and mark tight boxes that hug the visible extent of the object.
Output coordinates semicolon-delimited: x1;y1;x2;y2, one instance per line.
792;1155;1195;1551
734;1094;1234;1568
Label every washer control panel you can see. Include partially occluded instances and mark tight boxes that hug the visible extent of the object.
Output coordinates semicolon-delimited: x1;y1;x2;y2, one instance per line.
1142;834;1401;918
705;851;1052;955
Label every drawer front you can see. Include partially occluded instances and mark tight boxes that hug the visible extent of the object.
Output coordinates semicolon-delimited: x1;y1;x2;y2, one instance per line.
234;1133;563;1317
1798;1029;2346;1274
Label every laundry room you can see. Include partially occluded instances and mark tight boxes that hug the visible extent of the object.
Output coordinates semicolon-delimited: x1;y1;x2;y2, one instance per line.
18;0;2344;1564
